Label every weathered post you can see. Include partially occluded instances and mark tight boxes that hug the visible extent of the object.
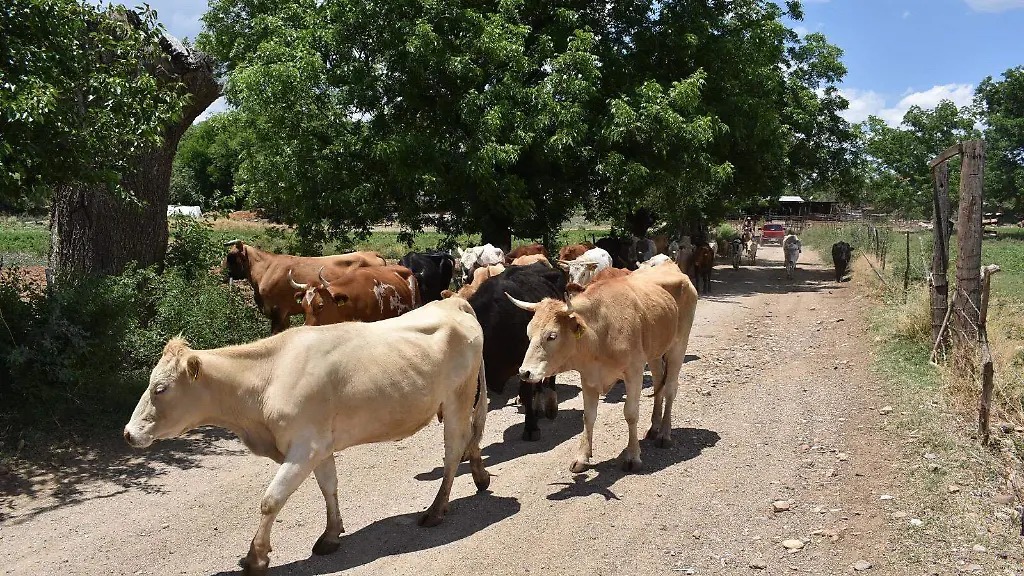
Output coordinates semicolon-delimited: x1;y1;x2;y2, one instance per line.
954;140;985;349
978;264;1001;445
903;231;911;296
930;159;952;348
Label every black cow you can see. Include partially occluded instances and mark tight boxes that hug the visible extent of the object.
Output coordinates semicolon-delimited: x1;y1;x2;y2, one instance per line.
594;236;639;270
831;241;853;282
399;251;456;303
468;262;567;441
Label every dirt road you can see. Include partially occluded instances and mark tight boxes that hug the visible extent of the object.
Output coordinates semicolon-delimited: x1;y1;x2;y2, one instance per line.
0;246;907;575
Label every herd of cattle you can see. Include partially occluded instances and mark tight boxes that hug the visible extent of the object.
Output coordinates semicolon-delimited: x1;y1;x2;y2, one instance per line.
123;230;855;575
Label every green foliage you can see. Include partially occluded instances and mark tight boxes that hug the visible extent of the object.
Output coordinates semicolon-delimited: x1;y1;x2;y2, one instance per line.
860;102;980;218
166;217;223;279
170;111;250;209
198;0;857;242
0;0;185;203
0;226;265;449
714;223;740;241
976;67;1024;215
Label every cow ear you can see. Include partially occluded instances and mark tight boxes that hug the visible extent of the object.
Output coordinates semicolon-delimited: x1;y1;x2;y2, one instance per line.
295;291;304;304
333;293;349;306
565;283;585;297
186;355;202;382
585;261;599;270
557;260;570;270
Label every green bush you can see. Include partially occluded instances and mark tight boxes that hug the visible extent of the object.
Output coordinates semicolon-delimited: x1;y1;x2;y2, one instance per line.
0;226;266;451
715;223;740;241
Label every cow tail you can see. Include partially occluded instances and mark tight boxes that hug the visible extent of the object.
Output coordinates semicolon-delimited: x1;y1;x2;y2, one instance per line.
471;356;488;448
651;358;669;398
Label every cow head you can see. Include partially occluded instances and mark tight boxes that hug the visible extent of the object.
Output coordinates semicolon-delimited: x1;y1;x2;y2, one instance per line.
124;337;209;449
291;267;351;326
558;259;600;286
223;240;249;280
506;287;587;383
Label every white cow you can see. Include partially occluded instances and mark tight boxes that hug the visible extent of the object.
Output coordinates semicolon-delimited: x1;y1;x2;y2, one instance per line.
783;234;802;278
455;244;505;285
638;253;673;268
558;247;613;286
123;298;490;575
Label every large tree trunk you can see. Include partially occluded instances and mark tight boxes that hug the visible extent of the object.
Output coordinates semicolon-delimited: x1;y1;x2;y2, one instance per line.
953;140;985;350
50;28;220;278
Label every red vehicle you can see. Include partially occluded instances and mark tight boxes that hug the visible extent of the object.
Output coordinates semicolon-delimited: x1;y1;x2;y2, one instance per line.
760;223;785;245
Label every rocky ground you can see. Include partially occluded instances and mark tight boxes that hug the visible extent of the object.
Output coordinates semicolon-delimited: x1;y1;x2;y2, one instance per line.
0;247;920;575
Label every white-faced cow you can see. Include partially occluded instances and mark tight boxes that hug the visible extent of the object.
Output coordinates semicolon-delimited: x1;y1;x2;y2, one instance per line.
291;265;419;326
558;247;613;286
455;244;505;285
223;240;385;333
123;298;490;576
831;241;853;282
507;261;698;472
783;233;802;279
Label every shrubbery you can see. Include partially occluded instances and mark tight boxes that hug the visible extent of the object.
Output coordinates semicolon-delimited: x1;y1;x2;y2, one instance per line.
0;220;265;451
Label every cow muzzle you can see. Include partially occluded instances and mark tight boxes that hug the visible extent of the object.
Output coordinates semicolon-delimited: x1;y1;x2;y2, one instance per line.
123;424;154;449
518;368;543;384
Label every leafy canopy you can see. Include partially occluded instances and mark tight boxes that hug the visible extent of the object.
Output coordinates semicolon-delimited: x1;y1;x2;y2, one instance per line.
976;67;1024;214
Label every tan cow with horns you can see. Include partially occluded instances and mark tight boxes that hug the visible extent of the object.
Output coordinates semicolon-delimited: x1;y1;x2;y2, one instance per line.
507;261;697;473
123;298;490;576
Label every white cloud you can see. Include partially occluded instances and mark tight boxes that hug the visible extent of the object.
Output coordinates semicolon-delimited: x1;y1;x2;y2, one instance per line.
963;0;1024;12
902;10;911;18
839;84;976;126
194;97;230;124
792;25;810;36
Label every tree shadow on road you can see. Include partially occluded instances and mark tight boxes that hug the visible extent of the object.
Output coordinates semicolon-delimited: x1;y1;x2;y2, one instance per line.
216;492;520;575
545;427;720;502
700;258;842;300
414;407;585;482
0;427;244;526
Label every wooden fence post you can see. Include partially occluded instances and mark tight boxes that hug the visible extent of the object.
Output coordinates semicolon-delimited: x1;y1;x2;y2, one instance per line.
930;160;952;348
903;231;911;296
978;264;1001;445
954;139;985;349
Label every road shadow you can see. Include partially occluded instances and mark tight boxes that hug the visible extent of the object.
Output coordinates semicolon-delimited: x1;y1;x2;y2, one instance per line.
546;427;720;501
487;381;581;412
217;493;520;575
414;408;585;482
0;427;244;526
603;355;697;404
702;263;840;299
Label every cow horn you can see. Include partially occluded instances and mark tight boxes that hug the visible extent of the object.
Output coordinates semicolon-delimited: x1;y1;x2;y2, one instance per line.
505;292;540;312
223;239;243;247
318;266;331;288
288;269;308;290
563;292;575;314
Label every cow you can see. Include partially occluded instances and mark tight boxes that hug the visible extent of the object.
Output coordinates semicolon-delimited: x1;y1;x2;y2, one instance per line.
442;264;505;300
400;252;456;303
831;241;853;282
651;234;671;257
639;254;673;269
511;253;552;267
558;247;613;286
730;237;744;269
455;244;505;285
505;243;548;264
746;238;759;265
594;236;635;269
692;244;715;294
783;233;802;279
458;262;568;441
291;265;419;326
507;261;698;472
591;266;632;282
558;242;594;262
674;237;695;278
123;298;491;575
223;240;385;334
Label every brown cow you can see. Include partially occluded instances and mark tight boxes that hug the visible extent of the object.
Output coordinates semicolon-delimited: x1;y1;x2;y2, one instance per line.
291;265;419;326
692;244;715;294
511;254;552;267
591;267;631;283
441;264;505;300
557;242;594;262
507;262;698;472
505;243;548;264
224;240;385;333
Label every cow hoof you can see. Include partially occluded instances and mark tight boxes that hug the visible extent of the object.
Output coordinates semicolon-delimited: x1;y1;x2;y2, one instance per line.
474;472;491;492
655;436;673;449
522;428;541;442
239;555;269;576
311;534;342;556
570;459;589;474
418;511;445;528
644;427;658;440
621;457;643;473
544;404;558;420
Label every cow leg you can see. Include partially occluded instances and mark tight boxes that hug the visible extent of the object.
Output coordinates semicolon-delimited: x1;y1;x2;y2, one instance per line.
241;456;318;576
519;379;540;441
571;384;600;473
652;350;684;448
542;377;558;420
421;394;475;527
311;455;344;556
646;358;667;440
269;309;289;334
622;368;644;472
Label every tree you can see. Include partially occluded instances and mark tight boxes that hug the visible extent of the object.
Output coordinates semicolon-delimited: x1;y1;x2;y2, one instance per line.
860;101;979;217
1;1;220;278
976;67;1024;215
171;111;249;210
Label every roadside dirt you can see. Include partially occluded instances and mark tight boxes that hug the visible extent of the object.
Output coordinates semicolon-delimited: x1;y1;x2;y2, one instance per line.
0;247;908;575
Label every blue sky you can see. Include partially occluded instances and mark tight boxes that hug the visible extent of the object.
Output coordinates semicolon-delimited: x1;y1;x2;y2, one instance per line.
134;0;1024;125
